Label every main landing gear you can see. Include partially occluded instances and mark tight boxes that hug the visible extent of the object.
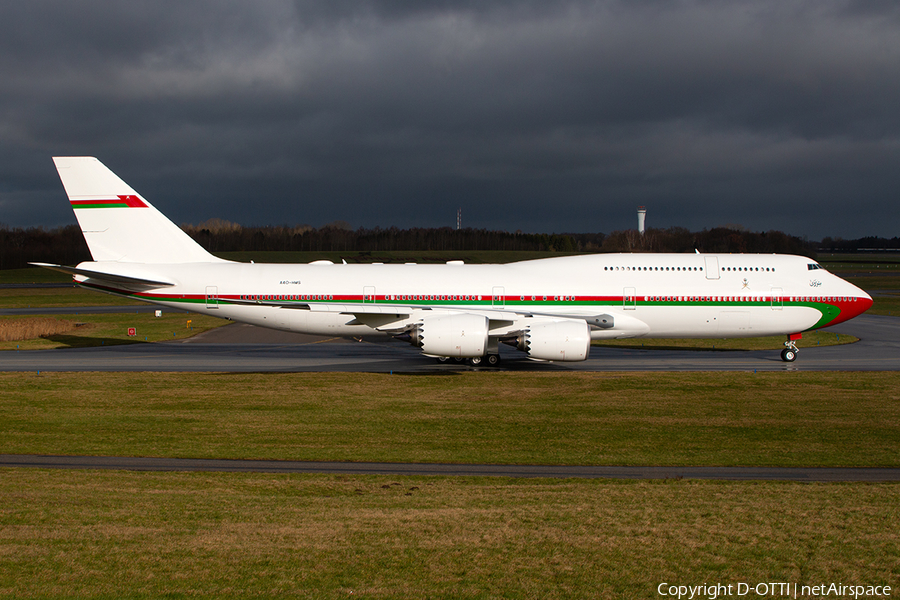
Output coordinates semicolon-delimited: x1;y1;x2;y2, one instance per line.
437;354;501;366
468;354;501;367
781;334;801;362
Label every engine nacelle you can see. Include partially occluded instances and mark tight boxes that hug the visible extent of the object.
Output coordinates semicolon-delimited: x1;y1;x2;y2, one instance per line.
510;318;591;362
407;313;489;358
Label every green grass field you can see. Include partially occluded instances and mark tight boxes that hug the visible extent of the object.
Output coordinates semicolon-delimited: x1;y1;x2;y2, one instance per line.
3;372;898;467
1;471;896;599
0;286;145;309
0;267;71;284
1;371;898;598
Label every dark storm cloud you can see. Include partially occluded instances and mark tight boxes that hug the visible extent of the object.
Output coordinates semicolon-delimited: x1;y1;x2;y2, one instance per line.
1;0;898;238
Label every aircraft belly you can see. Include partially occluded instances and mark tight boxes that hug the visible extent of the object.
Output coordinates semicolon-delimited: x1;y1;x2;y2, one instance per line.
273;307;367;335
635;306;822;338
292;311;372;336
638;306;720;338
209;305;369;336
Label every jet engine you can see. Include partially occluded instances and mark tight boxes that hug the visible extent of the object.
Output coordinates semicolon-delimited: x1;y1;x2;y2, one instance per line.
400;313;489;358
503;318;591;361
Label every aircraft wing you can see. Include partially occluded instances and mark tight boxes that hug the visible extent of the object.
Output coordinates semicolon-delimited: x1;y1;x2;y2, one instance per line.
218;296;641;337
221;297;619;329
304;303;635;336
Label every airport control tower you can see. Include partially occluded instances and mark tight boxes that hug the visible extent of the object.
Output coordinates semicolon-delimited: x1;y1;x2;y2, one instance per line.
637;206;647;234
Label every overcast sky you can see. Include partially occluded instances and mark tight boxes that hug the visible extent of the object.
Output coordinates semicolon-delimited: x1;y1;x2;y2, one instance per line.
1;1;898;239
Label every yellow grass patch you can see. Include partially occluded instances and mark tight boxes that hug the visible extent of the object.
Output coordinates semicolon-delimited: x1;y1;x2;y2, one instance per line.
0;317;77;341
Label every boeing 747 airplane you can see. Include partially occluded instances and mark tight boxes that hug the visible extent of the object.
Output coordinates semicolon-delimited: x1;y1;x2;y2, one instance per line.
35;157;872;365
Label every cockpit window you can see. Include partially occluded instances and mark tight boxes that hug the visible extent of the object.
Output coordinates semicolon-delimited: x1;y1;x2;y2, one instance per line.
807;263;822;270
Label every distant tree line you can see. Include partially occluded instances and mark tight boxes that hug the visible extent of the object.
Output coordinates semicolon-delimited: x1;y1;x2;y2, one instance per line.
820;236;900;252
0;224;90;270
4;218;897;270
179;220;817;257
182;219;602;254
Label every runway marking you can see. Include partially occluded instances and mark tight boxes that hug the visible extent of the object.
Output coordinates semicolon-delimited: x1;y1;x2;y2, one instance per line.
305;337;343;345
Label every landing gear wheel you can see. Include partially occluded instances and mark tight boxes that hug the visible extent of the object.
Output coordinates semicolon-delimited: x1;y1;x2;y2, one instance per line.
468;356;483;366
436;356;449;363
485;354;501;366
781;338;799;362
781;348;797;362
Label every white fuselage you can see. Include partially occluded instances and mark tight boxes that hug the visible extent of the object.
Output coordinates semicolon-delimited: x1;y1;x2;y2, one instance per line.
76;252;871;342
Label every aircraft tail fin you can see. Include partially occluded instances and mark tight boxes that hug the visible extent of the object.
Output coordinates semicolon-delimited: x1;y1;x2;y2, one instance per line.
52;157;225;264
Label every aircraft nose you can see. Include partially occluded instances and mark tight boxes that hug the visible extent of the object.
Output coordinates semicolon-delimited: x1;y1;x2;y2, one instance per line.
823;281;873;327
846;284;873;320
858;288;874;314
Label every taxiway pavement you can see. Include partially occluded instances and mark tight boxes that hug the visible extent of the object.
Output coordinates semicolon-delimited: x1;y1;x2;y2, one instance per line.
3;455;898;482
0;314;897;372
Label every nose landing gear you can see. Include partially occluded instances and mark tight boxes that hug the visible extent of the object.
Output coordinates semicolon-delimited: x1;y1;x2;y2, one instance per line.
780;345;797;362
781;333;801;362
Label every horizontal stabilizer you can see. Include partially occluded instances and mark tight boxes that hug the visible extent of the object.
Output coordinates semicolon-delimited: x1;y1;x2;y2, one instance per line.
30;263;174;288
